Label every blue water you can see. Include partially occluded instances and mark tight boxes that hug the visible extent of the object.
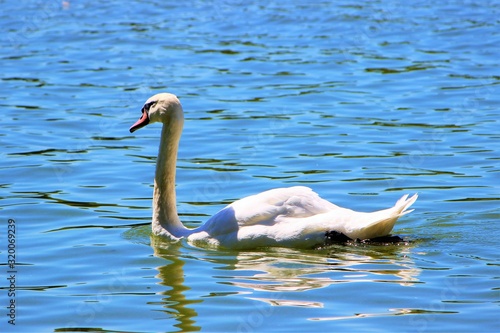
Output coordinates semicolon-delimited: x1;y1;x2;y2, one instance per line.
1;1;499;332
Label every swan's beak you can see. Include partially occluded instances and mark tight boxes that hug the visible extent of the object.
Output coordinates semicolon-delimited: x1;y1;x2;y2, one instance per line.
130;111;150;133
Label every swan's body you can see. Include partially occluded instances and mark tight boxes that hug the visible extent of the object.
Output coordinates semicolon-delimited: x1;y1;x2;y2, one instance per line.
130;93;417;249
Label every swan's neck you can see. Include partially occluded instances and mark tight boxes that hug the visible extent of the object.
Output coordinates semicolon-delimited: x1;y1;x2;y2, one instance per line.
152;118;188;238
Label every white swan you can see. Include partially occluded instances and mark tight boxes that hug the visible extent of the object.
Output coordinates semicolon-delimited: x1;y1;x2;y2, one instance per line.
130;93;417;249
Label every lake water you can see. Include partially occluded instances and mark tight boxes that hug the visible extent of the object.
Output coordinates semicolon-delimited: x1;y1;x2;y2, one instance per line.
1;0;499;332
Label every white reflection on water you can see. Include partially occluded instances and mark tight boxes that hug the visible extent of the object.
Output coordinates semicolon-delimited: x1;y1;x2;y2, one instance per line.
150;236;421;329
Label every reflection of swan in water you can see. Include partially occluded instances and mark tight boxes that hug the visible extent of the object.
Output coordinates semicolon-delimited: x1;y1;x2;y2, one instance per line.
224;245;421;307
151;240;201;332
150;235;421;322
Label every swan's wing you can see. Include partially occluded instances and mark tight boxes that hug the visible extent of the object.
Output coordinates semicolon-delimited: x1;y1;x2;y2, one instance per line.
232;186;338;224
201;186;338;235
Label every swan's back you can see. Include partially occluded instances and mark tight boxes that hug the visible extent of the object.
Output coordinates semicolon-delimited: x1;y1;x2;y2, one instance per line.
230;186;339;224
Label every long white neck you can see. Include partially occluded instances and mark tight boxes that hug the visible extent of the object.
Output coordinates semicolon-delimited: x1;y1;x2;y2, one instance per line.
151;117;189;239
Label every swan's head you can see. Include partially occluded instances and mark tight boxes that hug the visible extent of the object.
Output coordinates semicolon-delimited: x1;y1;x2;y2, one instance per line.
129;93;184;133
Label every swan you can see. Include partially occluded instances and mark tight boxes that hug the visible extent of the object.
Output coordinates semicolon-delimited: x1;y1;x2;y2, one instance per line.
129;93;417;249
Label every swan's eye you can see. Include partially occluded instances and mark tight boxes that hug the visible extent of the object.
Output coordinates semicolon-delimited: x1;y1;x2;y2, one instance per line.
142;101;156;113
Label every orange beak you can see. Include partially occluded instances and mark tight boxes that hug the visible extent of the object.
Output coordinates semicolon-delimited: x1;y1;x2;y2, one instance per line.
130;110;150;133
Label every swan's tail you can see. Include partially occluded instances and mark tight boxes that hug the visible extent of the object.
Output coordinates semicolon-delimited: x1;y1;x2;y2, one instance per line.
394;193;419;217
345;193;418;240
